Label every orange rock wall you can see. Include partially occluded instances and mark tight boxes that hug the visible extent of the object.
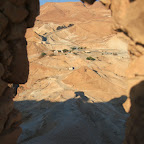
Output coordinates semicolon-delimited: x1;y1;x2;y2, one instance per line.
0;0;39;143
100;0;144;143
83;0;144;143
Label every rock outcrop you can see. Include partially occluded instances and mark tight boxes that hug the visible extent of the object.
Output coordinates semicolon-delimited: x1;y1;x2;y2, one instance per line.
0;0;143;143
84;0;144;143
0;0;39;143
102;1;144;143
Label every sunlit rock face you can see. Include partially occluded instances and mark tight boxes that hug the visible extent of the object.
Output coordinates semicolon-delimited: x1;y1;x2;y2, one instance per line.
0;0;39;143
0;0;144;143
90;0;144;143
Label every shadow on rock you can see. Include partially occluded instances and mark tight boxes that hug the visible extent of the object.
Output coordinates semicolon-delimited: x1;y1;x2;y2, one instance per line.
14;92;129;144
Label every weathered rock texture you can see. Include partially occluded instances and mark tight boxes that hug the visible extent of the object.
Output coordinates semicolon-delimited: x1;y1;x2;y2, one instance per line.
0;0;39;143
86;0;144;143
110;1;144;143
0;0;143;143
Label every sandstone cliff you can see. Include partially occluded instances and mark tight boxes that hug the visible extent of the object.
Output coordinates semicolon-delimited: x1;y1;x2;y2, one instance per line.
102;1;144;143
84;0;144;143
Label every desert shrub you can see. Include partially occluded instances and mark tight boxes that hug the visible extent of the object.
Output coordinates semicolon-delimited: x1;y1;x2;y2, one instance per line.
73;52;78;55
78;47;86;49
86;56;95;61
113;52;118;56
71;47;77;50
68;24;74;27
39;52;47;58
63;49;69;53
56;25;67;30
41;52;46;56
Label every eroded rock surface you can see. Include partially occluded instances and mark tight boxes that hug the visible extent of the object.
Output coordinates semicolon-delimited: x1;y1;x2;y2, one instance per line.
14;2;130;144
0;0;143;143
0;0;39;143
95;0;144;143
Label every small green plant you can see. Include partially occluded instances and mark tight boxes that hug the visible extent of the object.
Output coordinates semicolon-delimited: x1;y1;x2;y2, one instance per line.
78;47;86;49
73;52;78;55
71;47;77;50
86;56;95;61
40;52;47;58
63;49;69;53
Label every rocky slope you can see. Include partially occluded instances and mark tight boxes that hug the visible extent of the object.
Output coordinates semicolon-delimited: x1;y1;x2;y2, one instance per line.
0;0;143;144
14;2;130;144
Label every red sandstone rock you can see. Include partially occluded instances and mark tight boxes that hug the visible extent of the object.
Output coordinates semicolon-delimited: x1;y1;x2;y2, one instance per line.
9;0;26;6
3;38;29;84
126;55;144;78
0;64;4;77
0;40;8;52
0;0;39;143
3;49;11;61
0;87;14;133
124;81;144;144
96;0;144;143
6;22;27;41
0;12;8;36
100;0;111;8
26;0;40;27
0;79;7;97
3;1;28;23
